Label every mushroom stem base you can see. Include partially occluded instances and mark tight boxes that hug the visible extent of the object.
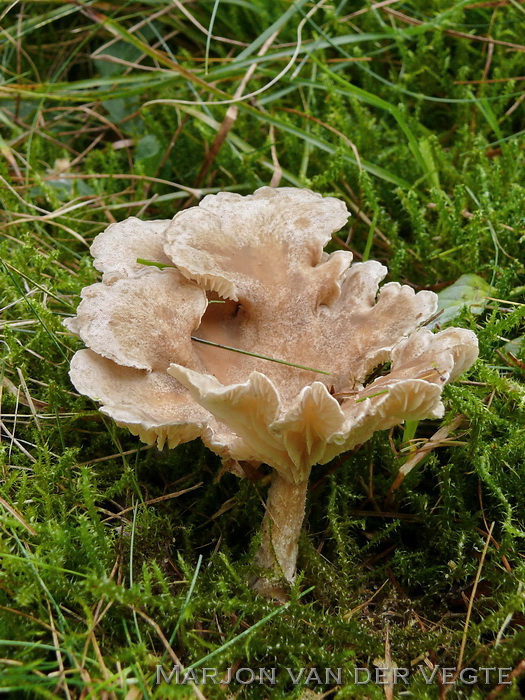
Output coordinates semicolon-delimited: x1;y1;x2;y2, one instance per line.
252;471;310;599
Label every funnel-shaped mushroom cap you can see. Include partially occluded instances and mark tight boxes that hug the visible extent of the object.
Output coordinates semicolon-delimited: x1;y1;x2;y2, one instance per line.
65;187;479;482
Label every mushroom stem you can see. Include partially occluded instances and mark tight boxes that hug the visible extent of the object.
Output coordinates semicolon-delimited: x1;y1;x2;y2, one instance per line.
254;470;310;594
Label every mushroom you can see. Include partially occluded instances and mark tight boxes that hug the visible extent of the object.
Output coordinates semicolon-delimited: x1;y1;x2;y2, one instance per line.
65;187;479;597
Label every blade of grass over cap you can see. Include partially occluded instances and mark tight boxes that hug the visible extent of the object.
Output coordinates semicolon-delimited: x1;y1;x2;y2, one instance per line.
355;389;389;403
191;337;332;374
136;258;174;270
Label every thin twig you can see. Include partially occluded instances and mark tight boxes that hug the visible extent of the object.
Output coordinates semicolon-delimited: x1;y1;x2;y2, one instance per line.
457;523;495;673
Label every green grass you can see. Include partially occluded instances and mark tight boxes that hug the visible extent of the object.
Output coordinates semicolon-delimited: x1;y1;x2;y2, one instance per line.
1;0;525;698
